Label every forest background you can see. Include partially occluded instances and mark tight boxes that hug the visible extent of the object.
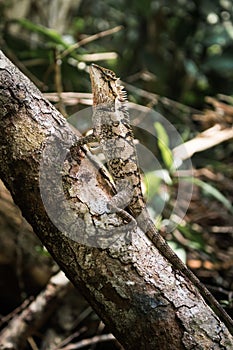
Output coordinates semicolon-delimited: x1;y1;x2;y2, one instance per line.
0;1;233;349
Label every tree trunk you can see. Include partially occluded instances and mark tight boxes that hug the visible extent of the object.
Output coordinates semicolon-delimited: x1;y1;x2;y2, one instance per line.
0;50;232;349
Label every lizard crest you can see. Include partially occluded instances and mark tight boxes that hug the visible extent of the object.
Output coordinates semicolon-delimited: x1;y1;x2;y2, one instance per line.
72;63;233;334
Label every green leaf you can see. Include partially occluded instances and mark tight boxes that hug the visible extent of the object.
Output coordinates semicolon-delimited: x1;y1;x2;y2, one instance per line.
144;170;162;200
17;18;69;48
154;122;174;170
177;223;207;251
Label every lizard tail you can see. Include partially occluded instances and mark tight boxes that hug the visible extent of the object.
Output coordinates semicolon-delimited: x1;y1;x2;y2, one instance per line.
146;223;233;335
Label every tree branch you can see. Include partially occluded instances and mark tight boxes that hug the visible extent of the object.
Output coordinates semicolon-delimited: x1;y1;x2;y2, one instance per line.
0;51;232;349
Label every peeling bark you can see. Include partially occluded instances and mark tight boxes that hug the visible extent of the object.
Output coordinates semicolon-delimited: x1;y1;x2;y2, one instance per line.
0;51;233;349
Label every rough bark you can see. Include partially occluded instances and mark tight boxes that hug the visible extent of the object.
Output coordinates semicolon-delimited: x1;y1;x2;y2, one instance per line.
0;50;232;349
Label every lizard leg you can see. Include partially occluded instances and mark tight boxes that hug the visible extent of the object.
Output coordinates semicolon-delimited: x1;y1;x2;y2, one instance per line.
108;178;134;209
107;180;137;231
107;202;137;233
70;133;97;160
73;133;97;147
71;135;137;231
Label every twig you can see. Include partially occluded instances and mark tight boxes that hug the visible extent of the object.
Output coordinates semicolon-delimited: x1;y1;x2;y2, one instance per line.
78;52;118;62
43;92;92;106
27;337;39;350
89;321;105;350
0;297;33;327
57;334;115;350
54;49;67;117
173;124;233;161
71;306;93;329
60;25;123;59
53;327;87;350
124;81;201;114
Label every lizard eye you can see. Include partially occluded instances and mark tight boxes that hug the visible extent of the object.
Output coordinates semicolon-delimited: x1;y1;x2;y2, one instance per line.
105;69;117;80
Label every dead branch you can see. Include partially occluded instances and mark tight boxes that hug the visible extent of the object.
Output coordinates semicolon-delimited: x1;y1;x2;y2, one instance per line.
173;124;233;161
60;25;123;59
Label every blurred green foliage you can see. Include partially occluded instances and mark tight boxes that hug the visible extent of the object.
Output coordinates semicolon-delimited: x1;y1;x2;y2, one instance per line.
1;0;233;108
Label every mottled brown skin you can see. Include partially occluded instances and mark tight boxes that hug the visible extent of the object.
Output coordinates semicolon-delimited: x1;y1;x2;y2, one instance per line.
90;64;145;216
75;63;233;334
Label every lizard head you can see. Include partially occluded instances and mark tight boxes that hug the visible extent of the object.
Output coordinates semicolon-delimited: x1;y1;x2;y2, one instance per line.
89;64;127;106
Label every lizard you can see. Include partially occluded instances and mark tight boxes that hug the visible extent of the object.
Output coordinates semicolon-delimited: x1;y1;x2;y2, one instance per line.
72;63;233;334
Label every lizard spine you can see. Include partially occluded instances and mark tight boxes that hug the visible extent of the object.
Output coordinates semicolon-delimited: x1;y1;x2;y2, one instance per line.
75;63;233;334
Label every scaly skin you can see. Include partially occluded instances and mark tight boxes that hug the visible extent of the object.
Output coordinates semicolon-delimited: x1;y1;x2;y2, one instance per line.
74;63;233;334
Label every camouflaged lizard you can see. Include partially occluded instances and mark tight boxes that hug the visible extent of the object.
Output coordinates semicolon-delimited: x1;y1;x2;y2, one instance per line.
73;63;233;334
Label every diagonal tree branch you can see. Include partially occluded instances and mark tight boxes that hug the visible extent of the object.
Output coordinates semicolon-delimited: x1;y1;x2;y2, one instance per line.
0;51;232;349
